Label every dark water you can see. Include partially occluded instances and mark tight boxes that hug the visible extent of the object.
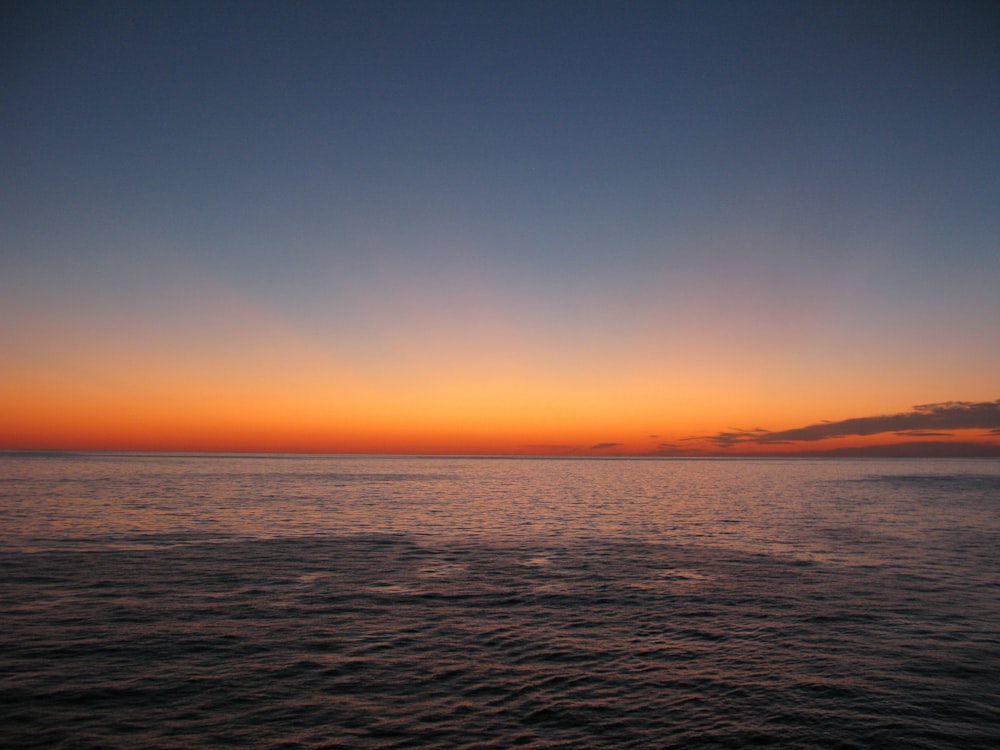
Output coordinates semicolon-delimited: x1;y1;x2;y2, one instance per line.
1;455;998;748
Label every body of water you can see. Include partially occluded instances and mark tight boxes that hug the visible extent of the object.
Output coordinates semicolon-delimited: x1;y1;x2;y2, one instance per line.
1;453;998;748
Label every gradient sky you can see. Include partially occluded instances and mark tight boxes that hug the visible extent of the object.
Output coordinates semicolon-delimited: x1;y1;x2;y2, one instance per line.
3;0;999;455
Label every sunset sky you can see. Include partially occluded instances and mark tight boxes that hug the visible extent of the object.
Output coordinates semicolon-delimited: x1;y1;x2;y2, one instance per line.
3;1;999;456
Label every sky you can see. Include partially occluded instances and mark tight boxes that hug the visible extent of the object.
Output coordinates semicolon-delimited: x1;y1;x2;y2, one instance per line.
2;0;999;456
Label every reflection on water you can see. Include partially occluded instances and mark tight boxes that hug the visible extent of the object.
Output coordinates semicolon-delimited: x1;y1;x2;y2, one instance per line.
1;454;998;747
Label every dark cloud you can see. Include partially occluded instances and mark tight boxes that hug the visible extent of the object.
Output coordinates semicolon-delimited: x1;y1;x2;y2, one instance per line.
699;428;796;448
694;428;768;448
591;442;623;450
702;399;1000;447
894;430;953;437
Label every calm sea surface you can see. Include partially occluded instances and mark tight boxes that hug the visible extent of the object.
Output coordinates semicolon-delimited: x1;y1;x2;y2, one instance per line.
1;453;998;748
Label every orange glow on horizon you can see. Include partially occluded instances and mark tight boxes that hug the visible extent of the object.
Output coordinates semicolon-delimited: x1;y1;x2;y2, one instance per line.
3;381;998;458
4;297;998;457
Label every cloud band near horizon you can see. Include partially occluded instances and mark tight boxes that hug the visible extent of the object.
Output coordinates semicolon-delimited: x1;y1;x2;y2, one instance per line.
702;400;1000;448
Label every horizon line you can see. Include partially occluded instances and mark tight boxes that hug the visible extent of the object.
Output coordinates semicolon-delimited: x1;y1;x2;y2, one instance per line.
4;441;1000;460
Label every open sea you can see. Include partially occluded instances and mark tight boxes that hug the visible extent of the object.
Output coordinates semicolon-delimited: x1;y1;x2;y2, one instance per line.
1;453;998;749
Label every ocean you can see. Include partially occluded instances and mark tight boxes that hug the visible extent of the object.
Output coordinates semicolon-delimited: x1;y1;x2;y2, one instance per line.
1;453;998;748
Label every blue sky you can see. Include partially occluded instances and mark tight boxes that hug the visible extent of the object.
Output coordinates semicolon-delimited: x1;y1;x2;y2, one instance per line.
3;1;999;453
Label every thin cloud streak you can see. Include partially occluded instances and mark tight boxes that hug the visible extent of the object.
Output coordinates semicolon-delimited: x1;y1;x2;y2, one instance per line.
702;400;1000;448
652;442;706;457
